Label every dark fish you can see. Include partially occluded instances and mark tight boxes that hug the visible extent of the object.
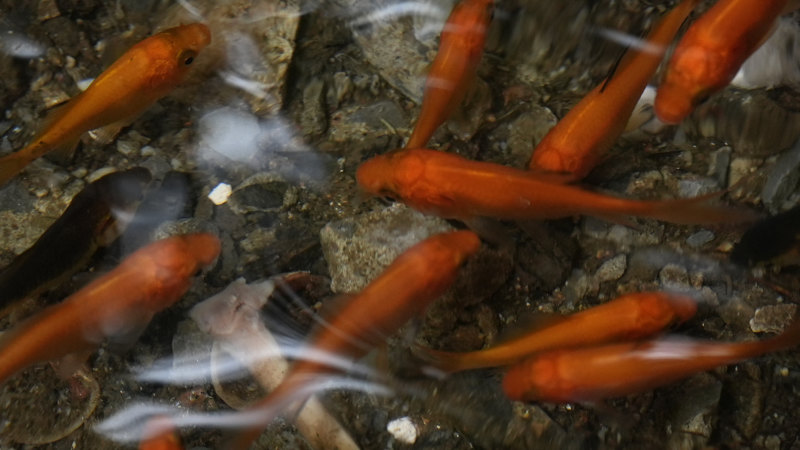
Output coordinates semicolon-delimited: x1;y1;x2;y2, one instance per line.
111;171;193;257
0;168;151;309
731;205;800;266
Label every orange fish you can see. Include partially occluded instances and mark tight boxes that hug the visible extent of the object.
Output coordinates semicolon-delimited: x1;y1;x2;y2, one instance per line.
503;317;800;403
356;148;755;225
415;291;697;373
654;0;790;124
405;0;494;150
229;230;481;449
529;0;699;179
0;23;211;185
0;233;220;386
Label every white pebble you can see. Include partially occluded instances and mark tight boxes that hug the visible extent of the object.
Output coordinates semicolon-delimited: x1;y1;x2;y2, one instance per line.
387;417;417;444
208;183;232;205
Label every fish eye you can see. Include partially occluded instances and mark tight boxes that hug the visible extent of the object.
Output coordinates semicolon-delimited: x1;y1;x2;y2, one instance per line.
179;50;197;66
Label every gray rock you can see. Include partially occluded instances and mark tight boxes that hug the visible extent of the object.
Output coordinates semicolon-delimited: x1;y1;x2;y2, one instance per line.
684;90;800;157
659;263;690;289
595;254;627;283
762;138;800;212
506;106;558;167
750;304;798;333
686;230;715;248
320;203;452;293
300;78;328;136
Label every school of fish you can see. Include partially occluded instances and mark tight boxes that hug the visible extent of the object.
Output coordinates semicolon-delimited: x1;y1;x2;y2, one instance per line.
0;0;799;448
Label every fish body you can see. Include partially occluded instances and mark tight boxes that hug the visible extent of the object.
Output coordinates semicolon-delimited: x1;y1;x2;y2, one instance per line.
0;23;211;185
529;0;699;178
0;233;220;386
356;148;755;225
503;318;800;403
230;230;481;449
654;0;789;124
405;0;494;150
0;168;151;309
416;291;696;373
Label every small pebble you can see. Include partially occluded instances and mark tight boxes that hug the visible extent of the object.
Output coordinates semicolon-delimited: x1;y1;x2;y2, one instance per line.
387;417;417;444
686;230;714;248
208;183;232;205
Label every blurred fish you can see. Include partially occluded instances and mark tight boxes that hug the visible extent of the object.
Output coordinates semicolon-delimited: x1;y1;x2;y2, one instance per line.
528;0;699;179
0;168;151;311
0;23;211;185
356;148;757;225
0;233;220;386
405;0;494;149
731;204;800;266
415;291;697;373
503;318;800;403
655;0;792;124
229;230;481;449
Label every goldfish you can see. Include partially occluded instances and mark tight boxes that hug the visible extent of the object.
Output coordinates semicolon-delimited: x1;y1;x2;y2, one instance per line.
655;0;791;124
228;230;481;449
415;291;697;373
529;0;699;179
0;168;151;311
503;317;800;403
0;233;220;386
0;23;211;186
356;148;756;225
404;0;494;150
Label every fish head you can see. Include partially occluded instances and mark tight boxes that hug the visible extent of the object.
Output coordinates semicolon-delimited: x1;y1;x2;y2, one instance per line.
655;45;715;124
140;23;212;88
356;152;402;199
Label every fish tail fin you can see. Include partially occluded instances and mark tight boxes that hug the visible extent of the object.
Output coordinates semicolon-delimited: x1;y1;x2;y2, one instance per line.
0;152;34;186
639;191;761;225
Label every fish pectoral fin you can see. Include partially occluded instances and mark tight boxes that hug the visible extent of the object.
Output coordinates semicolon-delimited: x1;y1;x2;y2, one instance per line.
45;135;81;165
88;119;131;146
105;316;152;352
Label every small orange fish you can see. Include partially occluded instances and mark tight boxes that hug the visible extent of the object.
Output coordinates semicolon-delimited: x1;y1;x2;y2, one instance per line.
415;291;696;373
0;23;211;185
229;230;481;449
405;0;494;150
503;317;800;403
356;148;755;225
655;0;789;124
0;233;220;386
529;0;699;179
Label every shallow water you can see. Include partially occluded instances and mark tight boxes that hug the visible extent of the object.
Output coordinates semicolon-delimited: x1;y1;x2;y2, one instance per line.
1;0;800;448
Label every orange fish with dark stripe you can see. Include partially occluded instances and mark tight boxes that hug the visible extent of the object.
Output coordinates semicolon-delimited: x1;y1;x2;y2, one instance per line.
405;0;494;149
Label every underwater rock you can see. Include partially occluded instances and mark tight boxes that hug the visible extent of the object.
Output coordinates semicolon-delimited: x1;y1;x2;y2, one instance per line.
505;105;558;168
684;90;800;157
750;304;797;334
160;0;301;115
300;78;328;136
762;138;800;212
332;0;435;103
320;203;452;293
